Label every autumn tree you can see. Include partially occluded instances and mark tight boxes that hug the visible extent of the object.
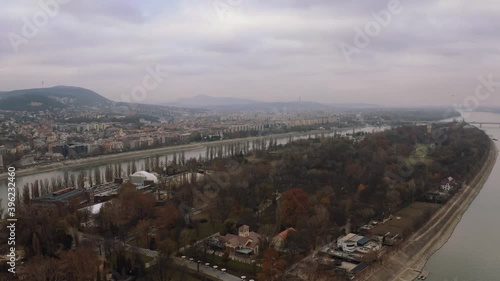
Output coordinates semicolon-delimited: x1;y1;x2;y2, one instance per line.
17;210;72;258
149;254;176;281
131;161;137;174
258;248;288;281
22;185;31;205
60;246;101;281
279;188;311;227
118;184;156;223
284;230;310;263
63;171;69;187
105;165;113;182
384;188;402;214
69;174;76;187
21;256;67;281
155;202;181;232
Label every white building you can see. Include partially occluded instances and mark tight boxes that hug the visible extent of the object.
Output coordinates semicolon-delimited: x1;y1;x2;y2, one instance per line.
129;171;159;186
337;233;359;253
441;176;456;191
337;233;381;253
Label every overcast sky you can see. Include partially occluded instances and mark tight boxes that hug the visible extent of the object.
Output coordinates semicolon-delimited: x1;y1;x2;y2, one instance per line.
1;0;500;107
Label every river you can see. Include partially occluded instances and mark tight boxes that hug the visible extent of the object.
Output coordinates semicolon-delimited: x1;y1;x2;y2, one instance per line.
424;111;500;281
0;126;384;213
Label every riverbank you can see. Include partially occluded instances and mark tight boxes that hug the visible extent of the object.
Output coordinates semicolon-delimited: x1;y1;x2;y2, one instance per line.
0;128;355;180
360;139;498;281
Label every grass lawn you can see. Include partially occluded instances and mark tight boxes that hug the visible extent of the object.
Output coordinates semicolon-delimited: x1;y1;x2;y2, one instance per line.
370;202;441;237
109;250;154;266
187;221;226;241
245;155;262;164
407;144;434;165
205;254;258;277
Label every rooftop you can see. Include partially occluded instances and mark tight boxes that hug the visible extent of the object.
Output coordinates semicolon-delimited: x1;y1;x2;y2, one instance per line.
79;202;106;215
278;227;296;240
38;187;85;201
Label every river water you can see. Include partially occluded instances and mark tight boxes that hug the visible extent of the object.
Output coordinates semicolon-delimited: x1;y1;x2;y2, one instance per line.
425;111;500;281
0;126;384;212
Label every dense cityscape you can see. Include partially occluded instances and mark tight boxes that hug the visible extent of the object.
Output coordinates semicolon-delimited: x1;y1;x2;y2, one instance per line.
0;88;452;173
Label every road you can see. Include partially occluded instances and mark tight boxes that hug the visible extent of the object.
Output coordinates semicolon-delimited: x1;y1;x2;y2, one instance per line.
76;231;158;256
77;231;248;281
174;257;246;281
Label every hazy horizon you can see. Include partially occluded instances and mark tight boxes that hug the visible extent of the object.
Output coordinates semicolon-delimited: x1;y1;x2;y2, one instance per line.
2;0;500;107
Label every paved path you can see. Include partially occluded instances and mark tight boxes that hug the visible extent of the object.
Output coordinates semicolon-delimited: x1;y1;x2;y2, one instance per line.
76;231;158;257
174;257;245;281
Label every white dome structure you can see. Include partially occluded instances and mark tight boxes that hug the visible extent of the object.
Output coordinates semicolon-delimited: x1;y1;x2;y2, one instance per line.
130;171;158;184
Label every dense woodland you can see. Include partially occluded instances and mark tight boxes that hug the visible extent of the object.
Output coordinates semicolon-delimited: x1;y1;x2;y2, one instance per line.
1;122;491;281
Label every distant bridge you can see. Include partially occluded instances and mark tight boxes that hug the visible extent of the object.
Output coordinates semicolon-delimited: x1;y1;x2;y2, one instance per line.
468;122;500;128
399;120;500;128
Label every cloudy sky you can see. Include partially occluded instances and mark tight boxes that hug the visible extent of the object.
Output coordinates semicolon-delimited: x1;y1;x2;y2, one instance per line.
1;0;500;107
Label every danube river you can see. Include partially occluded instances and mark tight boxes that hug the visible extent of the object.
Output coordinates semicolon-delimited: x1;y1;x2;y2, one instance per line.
0;126;383;212
425;111;500;281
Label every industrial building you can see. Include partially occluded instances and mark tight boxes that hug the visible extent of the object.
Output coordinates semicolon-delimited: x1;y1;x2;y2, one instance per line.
31;187;91;215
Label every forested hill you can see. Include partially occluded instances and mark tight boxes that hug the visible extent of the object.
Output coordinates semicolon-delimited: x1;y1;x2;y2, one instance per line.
0;86;109;111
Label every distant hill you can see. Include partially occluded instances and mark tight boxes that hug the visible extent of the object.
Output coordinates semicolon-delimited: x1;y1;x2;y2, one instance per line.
171;95;258;108
326;103;381;109
169;95;332;112
206;101;333;112
477;106;500;114
0;86;109;111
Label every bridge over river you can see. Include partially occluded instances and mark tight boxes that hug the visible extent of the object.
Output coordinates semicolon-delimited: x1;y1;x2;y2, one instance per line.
401;120;500;128
468;121;500;127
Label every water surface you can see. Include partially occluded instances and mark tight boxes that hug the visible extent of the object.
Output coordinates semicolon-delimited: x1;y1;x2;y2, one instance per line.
425;111;500;281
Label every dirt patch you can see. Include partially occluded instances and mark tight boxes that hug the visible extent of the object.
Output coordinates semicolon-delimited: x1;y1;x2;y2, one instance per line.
371;202;441;237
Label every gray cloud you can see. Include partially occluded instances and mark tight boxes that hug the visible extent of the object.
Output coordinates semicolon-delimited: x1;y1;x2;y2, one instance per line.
1;0;500;106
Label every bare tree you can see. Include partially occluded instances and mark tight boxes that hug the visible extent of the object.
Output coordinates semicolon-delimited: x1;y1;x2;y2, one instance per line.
0;199;4;219
21;257;67;281
150;254;175;281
